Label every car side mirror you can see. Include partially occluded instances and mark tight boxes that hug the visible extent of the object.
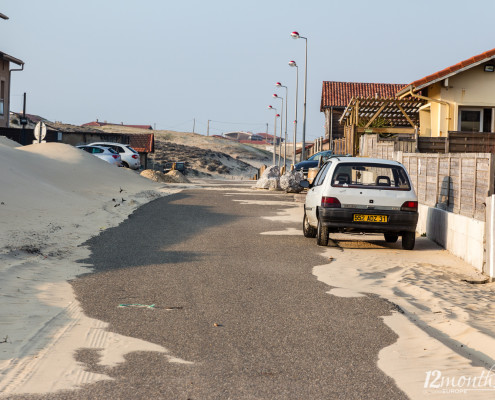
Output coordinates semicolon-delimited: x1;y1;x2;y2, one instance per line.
299;179;311;188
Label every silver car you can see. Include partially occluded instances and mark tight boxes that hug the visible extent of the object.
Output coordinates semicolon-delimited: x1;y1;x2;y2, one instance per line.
88;142;141;169
76;145;122;167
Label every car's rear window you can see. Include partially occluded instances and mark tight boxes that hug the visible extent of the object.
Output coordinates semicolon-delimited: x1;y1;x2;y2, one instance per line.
126;146;138;154
331;162;411;190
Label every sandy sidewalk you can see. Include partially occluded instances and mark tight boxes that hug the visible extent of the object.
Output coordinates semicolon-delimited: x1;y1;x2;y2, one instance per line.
313;235;495;399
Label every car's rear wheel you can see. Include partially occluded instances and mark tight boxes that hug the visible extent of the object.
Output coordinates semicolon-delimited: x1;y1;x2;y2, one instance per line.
384;233;399;243
316;216;329;246
122;162;129;168
303;211;317;238
402;231;415;250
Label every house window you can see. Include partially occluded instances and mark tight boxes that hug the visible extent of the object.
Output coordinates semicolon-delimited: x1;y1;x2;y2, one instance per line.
459;107;493;132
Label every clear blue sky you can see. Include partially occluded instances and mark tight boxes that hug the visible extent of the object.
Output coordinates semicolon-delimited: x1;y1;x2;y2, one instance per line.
2;0;495;141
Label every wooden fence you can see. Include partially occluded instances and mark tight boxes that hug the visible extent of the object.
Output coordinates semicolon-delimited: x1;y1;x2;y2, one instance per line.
360;134;495;221
396;153;495;221
359;134;415;159
359;131;495;154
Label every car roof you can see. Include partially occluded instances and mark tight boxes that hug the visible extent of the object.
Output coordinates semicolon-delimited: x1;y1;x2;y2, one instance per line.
89;142;127;146
315;150;333;154
328;156;402;166
77;145;114;151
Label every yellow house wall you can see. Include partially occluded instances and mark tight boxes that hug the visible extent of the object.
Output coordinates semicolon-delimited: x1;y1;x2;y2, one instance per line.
423;63;495;136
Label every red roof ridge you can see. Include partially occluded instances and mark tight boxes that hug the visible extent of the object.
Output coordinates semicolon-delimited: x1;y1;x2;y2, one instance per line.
82;121;153;130
407;47;495;91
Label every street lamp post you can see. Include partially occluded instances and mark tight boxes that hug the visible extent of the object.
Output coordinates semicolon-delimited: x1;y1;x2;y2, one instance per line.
275;82;288;168
291;31;308;161
267;105;278;165
289;60;299;164
272;93;284;167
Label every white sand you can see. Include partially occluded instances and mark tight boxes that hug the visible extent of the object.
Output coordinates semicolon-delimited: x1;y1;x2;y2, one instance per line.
313;235;495;399
0;142;189;395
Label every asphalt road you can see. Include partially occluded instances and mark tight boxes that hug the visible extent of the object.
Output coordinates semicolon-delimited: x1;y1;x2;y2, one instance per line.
18;181;408;400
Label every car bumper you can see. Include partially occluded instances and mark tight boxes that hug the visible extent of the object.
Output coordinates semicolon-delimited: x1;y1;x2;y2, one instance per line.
319;208;418;233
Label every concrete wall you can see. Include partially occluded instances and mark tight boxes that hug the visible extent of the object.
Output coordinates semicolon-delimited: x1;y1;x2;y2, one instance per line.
416;203;485;273
485;195;495;279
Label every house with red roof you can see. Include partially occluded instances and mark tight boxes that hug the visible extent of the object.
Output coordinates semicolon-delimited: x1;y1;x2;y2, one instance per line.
397;48;495;137
82;120;153;130
320;81;406;140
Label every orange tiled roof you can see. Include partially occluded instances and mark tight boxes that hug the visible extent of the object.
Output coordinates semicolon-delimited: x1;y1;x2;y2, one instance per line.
320;81;406;111
128;133;154;153
403;47;495;93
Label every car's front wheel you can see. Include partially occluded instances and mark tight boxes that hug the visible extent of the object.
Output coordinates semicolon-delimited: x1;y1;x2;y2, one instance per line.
303;211;317;238
402;231;415;250
316;216;329;246
384;233;399;243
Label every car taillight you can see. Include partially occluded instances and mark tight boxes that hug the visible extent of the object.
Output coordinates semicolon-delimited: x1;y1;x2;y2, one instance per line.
321;197;341;208
401;201;418;212
112;155;119;159
132;155;138;159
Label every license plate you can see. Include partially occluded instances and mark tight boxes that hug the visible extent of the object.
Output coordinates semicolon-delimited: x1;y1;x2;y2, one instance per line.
353;214;388;223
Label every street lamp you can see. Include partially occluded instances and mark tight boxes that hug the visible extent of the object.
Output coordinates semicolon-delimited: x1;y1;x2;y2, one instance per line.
289;60;299;164
275;82;288;168
291;31;308;161
272;93;283;167
267;105;278;165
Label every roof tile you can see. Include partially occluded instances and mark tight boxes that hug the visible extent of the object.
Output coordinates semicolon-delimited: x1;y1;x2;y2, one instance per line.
320;81;407;110
128;133;154;153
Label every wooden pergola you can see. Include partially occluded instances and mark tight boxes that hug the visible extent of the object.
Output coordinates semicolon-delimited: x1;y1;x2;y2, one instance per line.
339;97;425;155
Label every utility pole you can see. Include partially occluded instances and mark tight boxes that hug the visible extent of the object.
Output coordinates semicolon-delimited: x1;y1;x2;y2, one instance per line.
21;92;26;145
207;119;210;136
193;118;195;133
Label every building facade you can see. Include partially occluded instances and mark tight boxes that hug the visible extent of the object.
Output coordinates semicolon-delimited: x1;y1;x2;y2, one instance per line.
0;52;24;128
397;48;495;137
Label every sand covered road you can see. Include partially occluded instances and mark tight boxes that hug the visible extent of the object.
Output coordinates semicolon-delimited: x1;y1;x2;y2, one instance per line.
0;139;191;394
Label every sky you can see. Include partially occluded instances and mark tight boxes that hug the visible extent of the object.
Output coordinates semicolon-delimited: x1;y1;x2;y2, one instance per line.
2;0;495;141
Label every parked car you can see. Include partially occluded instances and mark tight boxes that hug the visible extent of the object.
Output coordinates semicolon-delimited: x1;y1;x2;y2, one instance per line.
294;150;334;177
88;142;141;170
301;157;418;250
76;145;122;167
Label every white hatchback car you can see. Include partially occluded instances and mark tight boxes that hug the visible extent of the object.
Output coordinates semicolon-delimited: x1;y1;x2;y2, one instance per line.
301;157;418;250
88;142;141;170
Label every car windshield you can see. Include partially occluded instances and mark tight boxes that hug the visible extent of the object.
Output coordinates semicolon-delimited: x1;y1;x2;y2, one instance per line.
308;151;332;161
331;162;411;190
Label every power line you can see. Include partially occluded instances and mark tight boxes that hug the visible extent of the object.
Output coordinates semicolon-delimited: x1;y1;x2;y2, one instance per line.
209;119;267;126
